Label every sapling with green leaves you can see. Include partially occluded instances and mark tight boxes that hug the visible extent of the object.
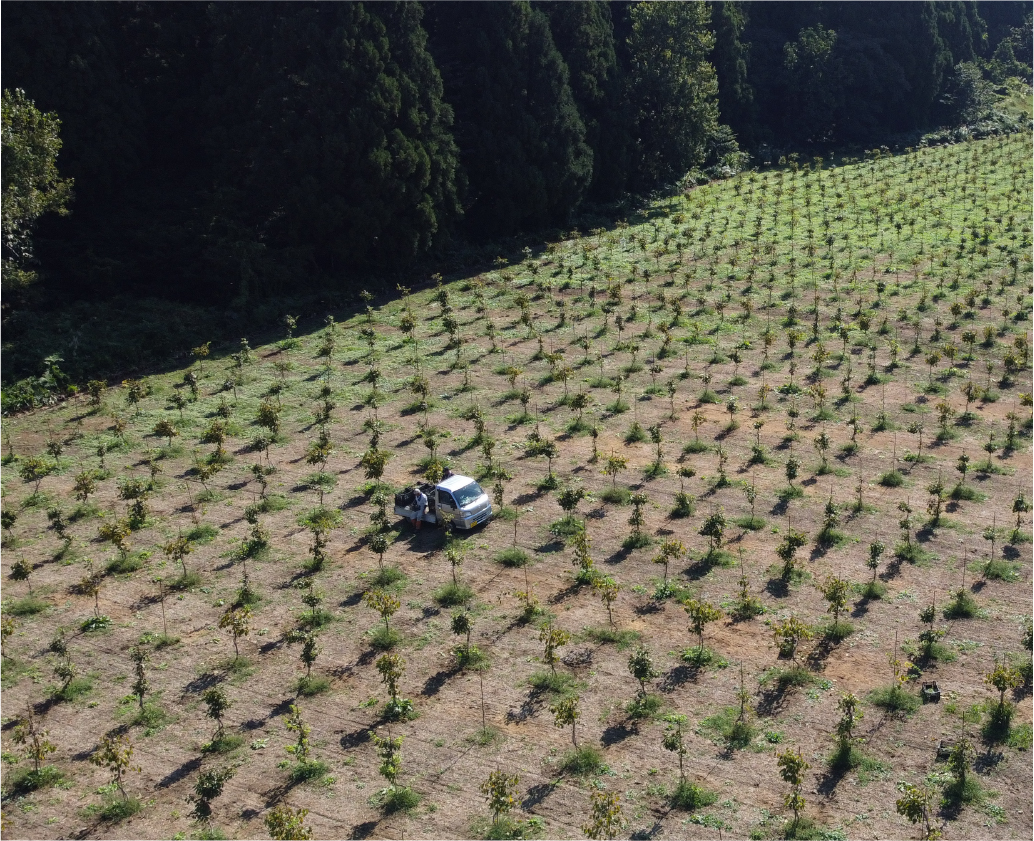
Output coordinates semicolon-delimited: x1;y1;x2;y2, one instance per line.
984;660;1022;731
450;610;480;666
19;454;55;496
652;538;684;589
627;645;658;699
819;576;851;639
772;616;813;667
218;605;251;662
364;589;399;640
99;518;132;560
864;539;885;595
376;652;413;719
776;528;808;580
480;770;520;832
49;631;77;696
163;534;193;580
661;714;688;783
12;707;57;785
895;781;941;840
283;703;323;778
550;695;581;747
698;509;726;557
672;466;695;517
602;452;628;487
539;624;570;675
371;729;418;811
10;557;33;595
202;686;231;744
555;484;585;525
77;562;104;619
831;692;864;767
191;765;235;821
593;575;620;625
265;805;313;840
1;615;15;659
944;736;976;802
1011;492;1031;542
91;733;140;801
625;492;650;548
129;644;150;711
777;747;809;834
683;598;723;661
582;790;624;841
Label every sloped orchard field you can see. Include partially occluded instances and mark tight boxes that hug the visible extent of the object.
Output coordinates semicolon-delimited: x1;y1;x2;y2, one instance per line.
2;132;1032;840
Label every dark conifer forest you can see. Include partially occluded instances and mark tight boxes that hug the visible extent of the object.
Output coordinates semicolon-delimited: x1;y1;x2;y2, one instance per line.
1;1;1030;386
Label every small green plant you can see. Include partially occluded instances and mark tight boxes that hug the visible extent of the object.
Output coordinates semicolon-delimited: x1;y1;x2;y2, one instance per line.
868;650;919;714
549;695;581;747
201;686;239;752
264;805;313;840
819;576;852;640
829;693;864;769
539;623;570;676
371;730;420;813
218;605;251;662
682;597;723;664
942;736;980;806
982;660;1022;741
480;769;522;837
942;587;979;620
190;765;235;821
582;790;624;840
895;781;941;840
9;707;60;793
364;589;401;649
377;652;414;720
91;733;140;805
777;747;809;835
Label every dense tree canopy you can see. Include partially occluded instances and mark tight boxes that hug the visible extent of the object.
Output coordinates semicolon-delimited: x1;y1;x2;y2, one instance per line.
0;0;1027;315
1;88;73;294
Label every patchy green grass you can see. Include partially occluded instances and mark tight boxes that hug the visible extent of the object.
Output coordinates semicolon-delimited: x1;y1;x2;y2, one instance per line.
494;547;530;567
669;779;718;812
527;670;578;696
556;745;605;776
867;685;920;714
581;626;641;649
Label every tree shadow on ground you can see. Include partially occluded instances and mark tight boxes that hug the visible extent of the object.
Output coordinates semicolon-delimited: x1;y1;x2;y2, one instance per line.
658;663;700;693
630;822;664;840
351;820;380;839
805;636;836;671
816;760;851;796
851;595;872;620
756;682;793;718
506;690;544;725
157;756;202;789
421;665;461;697
603;547;634;566
601;720;637;746
522;781;559;810
340;727;372;751
548;582;582;604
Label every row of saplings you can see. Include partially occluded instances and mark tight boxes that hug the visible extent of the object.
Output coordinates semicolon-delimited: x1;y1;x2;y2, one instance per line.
5;578;1028;841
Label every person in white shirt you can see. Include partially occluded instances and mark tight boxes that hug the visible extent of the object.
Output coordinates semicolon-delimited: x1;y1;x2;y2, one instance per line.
411;486;428;530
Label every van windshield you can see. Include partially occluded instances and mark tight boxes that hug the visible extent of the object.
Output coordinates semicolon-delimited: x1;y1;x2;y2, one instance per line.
453;481;484;507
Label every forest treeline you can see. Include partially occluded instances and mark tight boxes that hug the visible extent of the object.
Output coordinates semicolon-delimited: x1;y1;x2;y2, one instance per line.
2;1;1030;314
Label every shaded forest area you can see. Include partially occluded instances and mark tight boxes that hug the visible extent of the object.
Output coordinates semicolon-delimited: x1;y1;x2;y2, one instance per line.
1;1;1031;387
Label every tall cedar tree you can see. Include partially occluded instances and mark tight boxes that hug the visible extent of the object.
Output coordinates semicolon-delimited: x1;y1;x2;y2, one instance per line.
541;2;630;200
626;1;722;188
203;1;460;294
427;1;592;236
